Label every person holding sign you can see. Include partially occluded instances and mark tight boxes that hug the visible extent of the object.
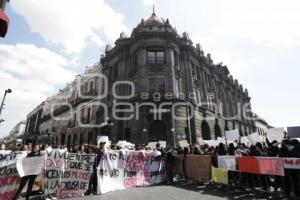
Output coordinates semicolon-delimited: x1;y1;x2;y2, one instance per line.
13;145;41;200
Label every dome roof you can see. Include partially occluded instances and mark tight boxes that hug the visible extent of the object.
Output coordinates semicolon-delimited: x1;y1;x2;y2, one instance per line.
144;12;165;26
130;7;178;37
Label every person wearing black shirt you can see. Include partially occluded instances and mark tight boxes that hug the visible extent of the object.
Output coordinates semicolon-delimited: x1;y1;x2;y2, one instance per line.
13;145;41;200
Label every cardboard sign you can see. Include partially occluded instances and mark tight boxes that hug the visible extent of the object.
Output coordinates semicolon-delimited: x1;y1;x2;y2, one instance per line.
186;155;212;181
174;155;184;176
225;129;240;142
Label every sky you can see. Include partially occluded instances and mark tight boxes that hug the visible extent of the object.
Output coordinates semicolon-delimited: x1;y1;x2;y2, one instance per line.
0;0;299;137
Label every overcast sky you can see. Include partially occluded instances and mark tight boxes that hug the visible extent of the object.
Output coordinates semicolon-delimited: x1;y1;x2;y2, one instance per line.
0;0;299;137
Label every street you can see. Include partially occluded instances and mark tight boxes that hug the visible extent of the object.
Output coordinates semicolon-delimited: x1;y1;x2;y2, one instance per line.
72;183;290;200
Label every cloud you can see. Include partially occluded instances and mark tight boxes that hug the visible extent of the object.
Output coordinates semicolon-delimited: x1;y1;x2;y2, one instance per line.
143;0;300;49
10;0;129;53
0;44;76;137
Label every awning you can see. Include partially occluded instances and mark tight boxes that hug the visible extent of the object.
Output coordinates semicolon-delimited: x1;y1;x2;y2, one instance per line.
0;9;9;37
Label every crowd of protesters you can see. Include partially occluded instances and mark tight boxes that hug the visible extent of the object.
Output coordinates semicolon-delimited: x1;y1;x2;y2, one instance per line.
1;136;300;199
178;137;300;197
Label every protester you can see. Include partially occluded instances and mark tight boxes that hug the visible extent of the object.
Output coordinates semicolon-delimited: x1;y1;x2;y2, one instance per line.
13;144;41;200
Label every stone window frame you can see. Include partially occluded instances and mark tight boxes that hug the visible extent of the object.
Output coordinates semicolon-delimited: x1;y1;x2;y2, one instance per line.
146;46;166;65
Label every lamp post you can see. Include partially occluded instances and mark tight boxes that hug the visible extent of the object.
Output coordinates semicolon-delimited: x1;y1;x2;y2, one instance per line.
0;89;12;118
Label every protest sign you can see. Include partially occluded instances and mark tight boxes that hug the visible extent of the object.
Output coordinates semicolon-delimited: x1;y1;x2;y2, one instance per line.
266;128;285;142
256;157;284;176
238;156;285;176
0;152;22;200
237;156;260;174
97;150;166;194
0;151;26;168
174;155;184;176
217;156;236;171
217;137;226;144
211;167;228;185
178;140;189;148
16;156;44;177
158;141;166;148
287;126;300;138
283;158;300;169
148;142;157;149
225;129;240;142
44;149;96;198
97;136;109;145
241;136;250;146
186;155;212;181
203;140;218;147
247;132;263;146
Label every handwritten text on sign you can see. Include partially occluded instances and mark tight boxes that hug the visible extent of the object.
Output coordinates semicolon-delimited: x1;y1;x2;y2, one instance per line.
44;149;96;199
97;150;166;194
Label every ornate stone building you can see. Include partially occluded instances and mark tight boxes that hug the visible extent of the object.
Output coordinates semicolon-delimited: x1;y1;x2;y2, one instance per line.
25;11;261;146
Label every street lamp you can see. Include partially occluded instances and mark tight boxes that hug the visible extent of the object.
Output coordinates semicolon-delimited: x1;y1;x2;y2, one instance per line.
0;88;12;118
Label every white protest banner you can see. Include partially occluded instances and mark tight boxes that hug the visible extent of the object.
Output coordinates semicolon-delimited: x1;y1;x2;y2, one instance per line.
266;128;285;142
97;150;166;194
0;152;23;200
282;158;300;169
225;129;240;142
44;149;96;199
16;156;44;177
287;126;300;138
217;156;237;171
247;132;263;145
0;151;26;168
97;150;129;194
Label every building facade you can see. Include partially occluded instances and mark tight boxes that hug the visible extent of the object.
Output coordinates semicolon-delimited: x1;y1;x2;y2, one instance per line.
25;11;264;146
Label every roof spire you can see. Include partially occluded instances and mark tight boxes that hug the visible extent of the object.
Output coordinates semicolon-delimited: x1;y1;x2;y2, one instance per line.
152;4;156;16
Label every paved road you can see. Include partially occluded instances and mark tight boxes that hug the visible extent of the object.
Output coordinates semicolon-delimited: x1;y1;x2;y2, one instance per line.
73;183;291;200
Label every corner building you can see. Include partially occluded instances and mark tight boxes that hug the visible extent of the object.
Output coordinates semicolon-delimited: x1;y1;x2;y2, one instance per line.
100;11;255;146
